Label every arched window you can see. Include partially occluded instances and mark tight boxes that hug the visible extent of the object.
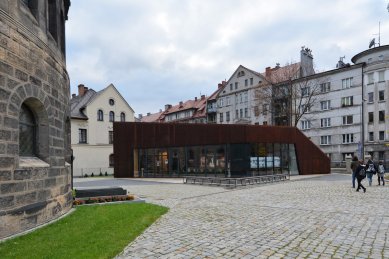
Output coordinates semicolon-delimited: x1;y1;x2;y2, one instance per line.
109;111;115;122
97;109;103;121
120;112;125;122
19;104;36;156
109;154;114;167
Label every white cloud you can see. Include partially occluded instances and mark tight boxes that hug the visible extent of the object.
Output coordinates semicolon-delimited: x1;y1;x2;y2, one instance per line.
66;0;389;115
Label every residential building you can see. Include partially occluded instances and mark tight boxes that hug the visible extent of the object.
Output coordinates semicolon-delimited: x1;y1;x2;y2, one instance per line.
70;84;135;177
0;0;72;239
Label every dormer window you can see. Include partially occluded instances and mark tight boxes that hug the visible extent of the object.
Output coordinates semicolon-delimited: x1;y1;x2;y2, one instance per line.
109;99;115;106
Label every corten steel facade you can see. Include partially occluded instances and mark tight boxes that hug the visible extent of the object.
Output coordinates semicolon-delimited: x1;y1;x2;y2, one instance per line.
113;122;330;177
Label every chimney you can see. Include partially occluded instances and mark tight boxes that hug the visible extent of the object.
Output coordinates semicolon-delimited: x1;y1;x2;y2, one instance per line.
147;112;151;116
78;84;86;96
138;114;143;119
201;95;205;100
300;46;314;77
195;97;198;101
72;93;76;98
165;104;172;111
179;101;183;107
265;67;271;78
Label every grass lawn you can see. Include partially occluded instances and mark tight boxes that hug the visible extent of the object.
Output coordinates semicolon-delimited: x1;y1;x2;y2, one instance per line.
0;203;168;259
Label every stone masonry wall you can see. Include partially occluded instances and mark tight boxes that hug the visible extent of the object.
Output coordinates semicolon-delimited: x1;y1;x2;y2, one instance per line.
0;1;72;239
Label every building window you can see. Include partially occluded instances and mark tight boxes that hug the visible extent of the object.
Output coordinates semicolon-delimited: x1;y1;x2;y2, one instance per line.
109;154;114;167
342;115;353;125
379;110;385;122
379;90;385;101
79;129;87;144
109;131;114;144
120;112;126;122
219;113;223;123
235;109;238;119
244;108;248;117
379;151;385;161
235;82;238;90
342;133;354;144
263;104;268;115
254;106;259;116
367;73;374;84
240;109;243;118
320;82;330;93
301;87;310;97
230;84;233;91
320;135;331;145
342;77;353;89
341;96;353;107
369;132;374;142
301;120;311;130
321;100;331;110
48;0;58;42
250;78;253;85
219;98;224;107
109;111;115;122
379;131;385;141
245;79;248;86
97;109;103;121
19;104;36;156
109;99;115;106
226;97;230;106
368;112;374;123
378;71;385;82
244;92;248;102
300;104;311;113
226;111;230;122
321;118;331;128
368;92;374;103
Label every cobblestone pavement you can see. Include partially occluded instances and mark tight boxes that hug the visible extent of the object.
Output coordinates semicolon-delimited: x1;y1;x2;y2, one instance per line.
113;174;389;258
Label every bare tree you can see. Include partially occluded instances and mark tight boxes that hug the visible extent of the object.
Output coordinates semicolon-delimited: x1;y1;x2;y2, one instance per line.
253;62;326;127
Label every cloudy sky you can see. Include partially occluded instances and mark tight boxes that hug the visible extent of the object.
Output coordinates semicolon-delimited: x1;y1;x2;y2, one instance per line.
66;0;389;116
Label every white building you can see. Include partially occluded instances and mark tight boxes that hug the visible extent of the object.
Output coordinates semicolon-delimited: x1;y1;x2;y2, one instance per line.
70;84;135;177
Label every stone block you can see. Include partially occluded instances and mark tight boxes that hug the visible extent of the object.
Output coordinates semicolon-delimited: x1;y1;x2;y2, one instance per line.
16;85;27;99
29;75;41;86
0;130;11;141
0;144;5;154
48;168;60;177
7;78;19;90
0;156;15;168
0;170;12;181
0;102;6;113
1;182;26;194
21;215;37;228
15;69;28;82
0;195;14;208
14;169;31;180
27;180;44;190
37;189;51;201
16;191;37;205
45;178;56;188
10;93;21;107
4;116;18;129
24;83;32;96
0;60;13;76
0;88;10;101
6;143;18;155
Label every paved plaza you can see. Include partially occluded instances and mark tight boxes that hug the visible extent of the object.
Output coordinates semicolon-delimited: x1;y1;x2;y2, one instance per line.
75;174;389;258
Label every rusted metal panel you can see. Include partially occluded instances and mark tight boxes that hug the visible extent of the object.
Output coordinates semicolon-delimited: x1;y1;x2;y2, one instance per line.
113;122;330;177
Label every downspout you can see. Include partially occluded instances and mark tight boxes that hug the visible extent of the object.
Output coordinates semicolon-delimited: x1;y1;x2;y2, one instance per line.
361;64;365;159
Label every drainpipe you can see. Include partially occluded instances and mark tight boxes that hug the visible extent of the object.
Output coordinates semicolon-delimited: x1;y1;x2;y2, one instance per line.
361;64;365;159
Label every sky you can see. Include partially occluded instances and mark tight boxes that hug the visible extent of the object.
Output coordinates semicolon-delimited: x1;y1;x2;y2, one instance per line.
66;0;389;116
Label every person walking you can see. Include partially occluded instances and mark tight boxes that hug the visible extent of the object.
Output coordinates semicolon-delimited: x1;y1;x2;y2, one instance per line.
377;160;385;186
366;158;376;186
355;160;367;193
350;155;359;188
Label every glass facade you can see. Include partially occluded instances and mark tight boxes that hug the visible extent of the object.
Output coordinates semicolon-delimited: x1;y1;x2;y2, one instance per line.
138;143;297;177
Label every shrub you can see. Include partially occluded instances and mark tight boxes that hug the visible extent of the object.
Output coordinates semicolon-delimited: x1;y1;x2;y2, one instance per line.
84;174;88;178
126;195;135;201
105;172;108;176
99;172;103;176
91;173;94;177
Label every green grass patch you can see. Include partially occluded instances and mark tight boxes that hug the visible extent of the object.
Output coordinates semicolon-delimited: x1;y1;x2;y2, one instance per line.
0;203;168;259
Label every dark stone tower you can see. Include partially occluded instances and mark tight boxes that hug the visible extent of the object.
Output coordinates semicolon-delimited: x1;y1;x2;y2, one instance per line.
0;0;71;238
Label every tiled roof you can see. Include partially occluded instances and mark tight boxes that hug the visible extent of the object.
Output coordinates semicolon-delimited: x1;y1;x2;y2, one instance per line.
70;89;97;120
140;111;164;122
262;62;301;84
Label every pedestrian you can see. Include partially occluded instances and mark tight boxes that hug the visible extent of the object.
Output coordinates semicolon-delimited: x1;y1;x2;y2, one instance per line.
377;160;385;186
366;157;376;186
350;155;359;188
355;160;367;193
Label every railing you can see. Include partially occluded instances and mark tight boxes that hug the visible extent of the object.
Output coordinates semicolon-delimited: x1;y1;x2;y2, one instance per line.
74;167;114;177
183;173;289;188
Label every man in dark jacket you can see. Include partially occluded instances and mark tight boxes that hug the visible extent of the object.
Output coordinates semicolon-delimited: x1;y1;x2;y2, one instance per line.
356;160;367;193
